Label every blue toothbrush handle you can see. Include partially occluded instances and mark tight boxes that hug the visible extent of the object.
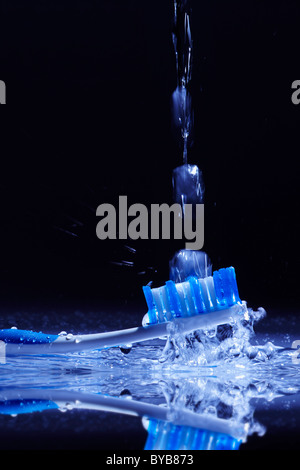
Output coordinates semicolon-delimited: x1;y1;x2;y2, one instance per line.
0;329;59;345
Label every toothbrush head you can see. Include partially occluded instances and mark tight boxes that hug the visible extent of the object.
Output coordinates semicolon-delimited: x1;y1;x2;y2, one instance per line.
143;267;242;325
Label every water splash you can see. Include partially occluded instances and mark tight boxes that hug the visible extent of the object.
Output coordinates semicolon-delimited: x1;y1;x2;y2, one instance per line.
158;306;268;367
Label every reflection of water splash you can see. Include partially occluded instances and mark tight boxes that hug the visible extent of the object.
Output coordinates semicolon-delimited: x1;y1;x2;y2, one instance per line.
1;343;299;450
142;376;265;450
0;306;299;450
106;349;300;449
0;318;300;451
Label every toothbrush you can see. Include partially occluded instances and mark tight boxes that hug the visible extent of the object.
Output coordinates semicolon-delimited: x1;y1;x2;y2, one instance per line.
0;266;247;356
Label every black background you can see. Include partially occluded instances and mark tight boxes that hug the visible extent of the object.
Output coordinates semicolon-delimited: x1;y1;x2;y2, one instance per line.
0;0;299;312
0;0;300;453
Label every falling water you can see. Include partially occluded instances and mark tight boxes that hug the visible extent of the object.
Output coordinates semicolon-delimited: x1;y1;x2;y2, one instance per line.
170;0;207;286
171;0;194;163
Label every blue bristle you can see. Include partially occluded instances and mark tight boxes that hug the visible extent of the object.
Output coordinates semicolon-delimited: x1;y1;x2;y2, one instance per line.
165;280;182;318
143;267;241;325
221;268;234;303
142;286;158;324
212;270;226;307
227;267;241;303
213;267;241;308
188;276;206;313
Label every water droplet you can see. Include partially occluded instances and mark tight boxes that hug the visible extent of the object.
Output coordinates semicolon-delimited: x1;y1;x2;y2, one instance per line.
205;327;216;338
142;417;150;430
204;405;217;416
120;389;132;399
66;333;74;341
120;344;132;354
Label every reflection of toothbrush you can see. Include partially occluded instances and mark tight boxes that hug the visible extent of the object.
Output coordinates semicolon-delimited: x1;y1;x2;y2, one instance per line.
0;388;246;445
0;267;247;355
144;418;241;450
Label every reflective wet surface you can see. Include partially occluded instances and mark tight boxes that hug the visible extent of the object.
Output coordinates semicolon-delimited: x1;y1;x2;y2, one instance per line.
0;304;299;450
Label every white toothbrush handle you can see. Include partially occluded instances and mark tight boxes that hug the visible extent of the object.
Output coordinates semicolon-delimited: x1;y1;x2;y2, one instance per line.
5;303;246;355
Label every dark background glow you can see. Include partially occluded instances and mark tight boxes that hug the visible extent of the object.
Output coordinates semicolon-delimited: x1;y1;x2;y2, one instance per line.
0;0;299;311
